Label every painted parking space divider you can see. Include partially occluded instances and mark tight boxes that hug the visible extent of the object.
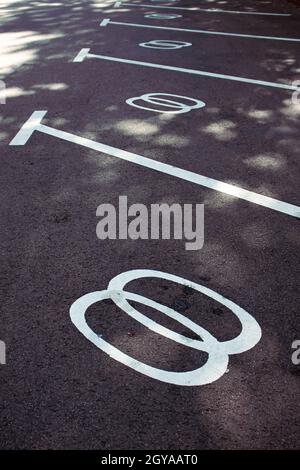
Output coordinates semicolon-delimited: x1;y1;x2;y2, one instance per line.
119;2;292;17
73;48;91;62
70;269;262;386
99;18;300;42
126;93;205;114
139;39;192;49
9;111;300;219
73;48;299;92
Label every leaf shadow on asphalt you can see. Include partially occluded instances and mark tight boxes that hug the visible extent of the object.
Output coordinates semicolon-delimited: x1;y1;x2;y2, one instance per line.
0;0;299;451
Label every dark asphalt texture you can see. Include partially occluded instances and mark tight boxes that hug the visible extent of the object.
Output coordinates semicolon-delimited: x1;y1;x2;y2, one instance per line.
0;0;300;450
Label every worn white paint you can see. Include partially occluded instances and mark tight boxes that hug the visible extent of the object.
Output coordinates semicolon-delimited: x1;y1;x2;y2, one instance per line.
99;18;300;42
9;111;300;218
70;269;262;386
126;93;205;114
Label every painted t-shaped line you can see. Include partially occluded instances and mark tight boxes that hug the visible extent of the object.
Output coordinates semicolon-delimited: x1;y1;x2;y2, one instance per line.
9;111;300;218
9;111;48;146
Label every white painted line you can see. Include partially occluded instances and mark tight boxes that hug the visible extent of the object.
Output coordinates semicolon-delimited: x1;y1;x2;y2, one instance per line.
114;1;122;7
70;269;262;386
73;48;90;62
9;111;300;219
100;17;110;27
9;111;48;145
76;49;298;91
99;18;300;42
100;18;111;27
121;3;291;17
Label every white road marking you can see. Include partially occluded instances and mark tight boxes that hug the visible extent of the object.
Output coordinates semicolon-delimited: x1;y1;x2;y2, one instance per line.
99;18;300;42
73;48;299;92
139;39;192;49
120;3;292;17
73;48;90;62
126;93;206;113
9;111;300;219
70;269;262;386
100;17;111;27
145;13;182;19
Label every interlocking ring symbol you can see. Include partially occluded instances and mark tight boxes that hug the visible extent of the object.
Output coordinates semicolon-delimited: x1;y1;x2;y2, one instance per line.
145;13;182;19
139;40;192;50
70;270;262;386
126;93;206;114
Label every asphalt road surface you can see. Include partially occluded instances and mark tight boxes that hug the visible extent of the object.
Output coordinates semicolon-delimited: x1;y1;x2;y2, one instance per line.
1;0;300;450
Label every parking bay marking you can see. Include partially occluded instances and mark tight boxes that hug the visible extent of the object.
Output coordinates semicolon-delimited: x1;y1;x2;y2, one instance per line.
70;269;262;386
9;111;300;219
99;18;300;42
125;93;205;113
118;3;292;17
73;48;298;92
139;39;192;49
145;13;182;19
